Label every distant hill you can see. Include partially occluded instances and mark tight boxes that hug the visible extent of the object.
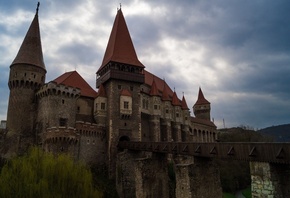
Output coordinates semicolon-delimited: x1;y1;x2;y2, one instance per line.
258;124;290;142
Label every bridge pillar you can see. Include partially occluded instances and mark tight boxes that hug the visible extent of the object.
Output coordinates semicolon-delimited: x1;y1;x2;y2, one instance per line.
250;162;290;198
175;157;222;198
116;150;169;198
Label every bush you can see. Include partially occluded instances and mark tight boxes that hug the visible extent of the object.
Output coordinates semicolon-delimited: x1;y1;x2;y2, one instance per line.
0;147;102;198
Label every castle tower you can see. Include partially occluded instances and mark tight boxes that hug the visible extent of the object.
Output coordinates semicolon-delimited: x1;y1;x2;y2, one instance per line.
6;4;46;154
193;88;211;121
96;8;145;176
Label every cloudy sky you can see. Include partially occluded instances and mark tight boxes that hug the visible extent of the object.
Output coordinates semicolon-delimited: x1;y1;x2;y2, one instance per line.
0;0;289;129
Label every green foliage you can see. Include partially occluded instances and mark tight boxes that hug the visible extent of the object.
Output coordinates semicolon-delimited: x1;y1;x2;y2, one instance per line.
242;187;252;198
90;165;118;198
0;147;102;198
223;192;235;198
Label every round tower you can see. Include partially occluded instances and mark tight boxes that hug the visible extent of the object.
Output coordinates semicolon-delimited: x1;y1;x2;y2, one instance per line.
6;5;46;154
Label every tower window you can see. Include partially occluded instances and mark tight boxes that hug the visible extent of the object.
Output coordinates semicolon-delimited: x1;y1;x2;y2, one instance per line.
154;105;158;110
62;99;65;104
118;85;122;90
124;101;129;109
101;103;106;110
77;106;80;113
166;109;169;114
59;118;67;127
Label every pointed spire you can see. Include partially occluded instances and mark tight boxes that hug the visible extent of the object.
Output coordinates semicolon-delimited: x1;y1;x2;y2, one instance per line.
161;83;171;101
181;95;189;110
194;87;210;106
97;84;107;97
172;91;181;106
11;2;45;70
97;9;144;73
149;79;159;96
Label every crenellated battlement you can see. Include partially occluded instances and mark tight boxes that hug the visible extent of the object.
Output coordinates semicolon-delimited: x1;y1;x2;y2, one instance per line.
36;81;80;99
75;121;105;138
8;79;43;90
42;126;80;144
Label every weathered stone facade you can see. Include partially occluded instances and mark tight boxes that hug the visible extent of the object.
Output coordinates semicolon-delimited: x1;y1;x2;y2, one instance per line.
250;162;290;198
3;6;219;196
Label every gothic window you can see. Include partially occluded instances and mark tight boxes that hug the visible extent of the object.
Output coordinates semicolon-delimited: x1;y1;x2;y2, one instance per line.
62;99;65;104
176;113;179;117
154;105;158;110
166;109;169;114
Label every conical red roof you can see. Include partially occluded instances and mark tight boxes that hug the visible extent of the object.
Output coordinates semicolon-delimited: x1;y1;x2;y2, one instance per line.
194;87;210;105
97;9;144;73
161;83;171;101
181;95;189;110
172;91;181;106
53;71;98;98
11;9;45;70
97;84;107;97
149;79;159;96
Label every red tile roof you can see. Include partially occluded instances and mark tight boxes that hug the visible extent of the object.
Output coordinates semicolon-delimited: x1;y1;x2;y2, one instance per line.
144;70;173;97
194;87;210;106
97;84;107;97
181;95;189;110
120;89;132;96
97;9;144;73
11;12;46;70
191;117;216;128
53;71;98;98
149;79;159;96
172;91;181;106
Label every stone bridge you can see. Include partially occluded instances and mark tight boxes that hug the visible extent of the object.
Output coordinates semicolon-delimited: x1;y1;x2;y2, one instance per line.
117;141;290;198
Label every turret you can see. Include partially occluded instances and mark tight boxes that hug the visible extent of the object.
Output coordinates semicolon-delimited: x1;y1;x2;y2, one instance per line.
193;88;211;121
94;84;107;126
6;3;46;154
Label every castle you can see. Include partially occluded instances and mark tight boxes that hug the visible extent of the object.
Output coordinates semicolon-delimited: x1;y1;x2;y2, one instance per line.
4;5;217;175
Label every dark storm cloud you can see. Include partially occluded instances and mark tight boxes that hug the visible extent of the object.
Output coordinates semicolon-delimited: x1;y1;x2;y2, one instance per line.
56;42;102;65
1;0;290;129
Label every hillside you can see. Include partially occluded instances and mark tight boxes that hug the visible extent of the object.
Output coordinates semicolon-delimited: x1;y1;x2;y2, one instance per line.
258;124;290;142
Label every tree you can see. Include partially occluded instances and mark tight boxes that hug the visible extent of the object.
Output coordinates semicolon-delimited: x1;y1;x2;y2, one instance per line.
0;147;102;198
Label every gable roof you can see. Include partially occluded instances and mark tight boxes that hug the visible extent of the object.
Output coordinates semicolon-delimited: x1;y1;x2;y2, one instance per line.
11;10;46;70
97;9;144;73
53;71;98;98
120;89;132;96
